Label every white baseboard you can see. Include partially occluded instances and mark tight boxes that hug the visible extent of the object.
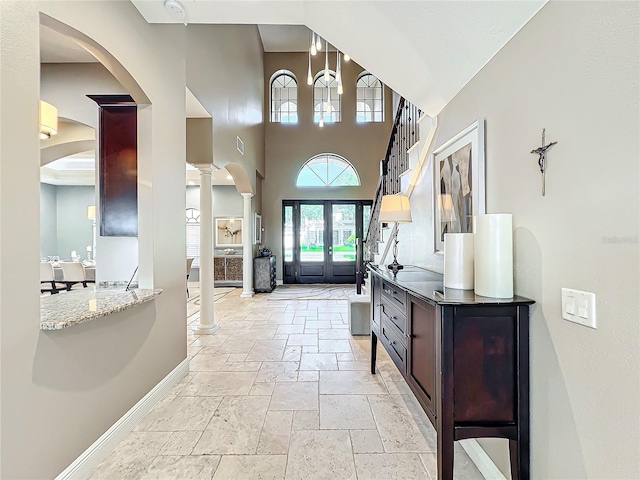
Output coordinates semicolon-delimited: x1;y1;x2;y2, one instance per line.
55;358;190;480
459;439;508;480
276;280;283;285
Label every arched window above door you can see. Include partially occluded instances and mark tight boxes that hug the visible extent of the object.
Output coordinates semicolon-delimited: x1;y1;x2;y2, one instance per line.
296;153;360;187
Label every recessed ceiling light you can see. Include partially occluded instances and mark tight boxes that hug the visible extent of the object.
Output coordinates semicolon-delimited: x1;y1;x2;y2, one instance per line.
187;180;195;185
226;175;233;180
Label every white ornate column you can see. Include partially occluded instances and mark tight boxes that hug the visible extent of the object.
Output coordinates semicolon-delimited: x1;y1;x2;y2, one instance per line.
240;192;255;298
193;164;219;334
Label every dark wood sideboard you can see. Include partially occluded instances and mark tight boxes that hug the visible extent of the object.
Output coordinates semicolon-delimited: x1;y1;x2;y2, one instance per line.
369;265;534;480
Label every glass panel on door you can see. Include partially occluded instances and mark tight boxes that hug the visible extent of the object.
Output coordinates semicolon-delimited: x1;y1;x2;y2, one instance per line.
299;204;325;262
331;204;356;262
283;205;294;262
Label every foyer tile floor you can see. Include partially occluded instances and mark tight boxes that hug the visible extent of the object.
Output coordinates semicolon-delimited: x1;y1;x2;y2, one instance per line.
89;287;484;480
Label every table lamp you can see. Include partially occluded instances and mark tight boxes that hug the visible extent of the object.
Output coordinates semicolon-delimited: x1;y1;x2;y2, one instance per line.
379;194;412;274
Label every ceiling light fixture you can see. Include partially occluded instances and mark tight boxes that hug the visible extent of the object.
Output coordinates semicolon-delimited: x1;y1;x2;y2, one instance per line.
324;41;330;82
307;47;313;85
39;100;58;140
336;51;343;95
310;32;317;56
307;31;349;127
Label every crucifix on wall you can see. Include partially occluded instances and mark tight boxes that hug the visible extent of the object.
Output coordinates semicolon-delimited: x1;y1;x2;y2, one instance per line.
530;128;558;196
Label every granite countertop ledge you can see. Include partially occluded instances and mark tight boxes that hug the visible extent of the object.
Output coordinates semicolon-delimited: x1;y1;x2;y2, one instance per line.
40;288;162;331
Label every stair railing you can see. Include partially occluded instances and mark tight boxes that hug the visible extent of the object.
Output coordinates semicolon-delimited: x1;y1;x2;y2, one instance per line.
362;97;421;270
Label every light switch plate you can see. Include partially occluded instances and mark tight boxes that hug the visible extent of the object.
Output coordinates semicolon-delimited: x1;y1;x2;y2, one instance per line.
561;288;597;329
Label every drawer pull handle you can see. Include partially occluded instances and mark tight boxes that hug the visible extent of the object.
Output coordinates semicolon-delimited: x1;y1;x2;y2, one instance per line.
390;340;396;345
376;303;381;307
390;316;397;321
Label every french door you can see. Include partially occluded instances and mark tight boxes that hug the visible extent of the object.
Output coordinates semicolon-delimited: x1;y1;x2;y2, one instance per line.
282;200;372;284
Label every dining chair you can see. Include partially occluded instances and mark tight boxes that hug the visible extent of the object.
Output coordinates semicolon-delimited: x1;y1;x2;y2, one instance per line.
59;262;87;291
40;262;62;294
186;257;195;298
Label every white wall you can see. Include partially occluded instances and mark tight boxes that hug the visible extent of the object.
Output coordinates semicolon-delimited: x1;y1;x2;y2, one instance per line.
397;2;639;478
1;2;187;478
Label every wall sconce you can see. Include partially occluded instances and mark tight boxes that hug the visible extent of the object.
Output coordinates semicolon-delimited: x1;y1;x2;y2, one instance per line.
379;194;412;274
39;100;58;140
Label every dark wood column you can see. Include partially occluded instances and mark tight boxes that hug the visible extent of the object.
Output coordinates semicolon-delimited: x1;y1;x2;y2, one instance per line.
87;95;138;237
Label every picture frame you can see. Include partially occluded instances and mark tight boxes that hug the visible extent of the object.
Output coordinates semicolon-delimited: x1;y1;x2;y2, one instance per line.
215;217;243;247
432;119;485;253
254;213;262;244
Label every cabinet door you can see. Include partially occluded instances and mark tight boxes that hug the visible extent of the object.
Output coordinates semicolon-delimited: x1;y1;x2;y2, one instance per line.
408;296;436;416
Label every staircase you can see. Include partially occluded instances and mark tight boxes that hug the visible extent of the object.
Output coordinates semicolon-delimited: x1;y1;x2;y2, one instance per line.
362;97;439;277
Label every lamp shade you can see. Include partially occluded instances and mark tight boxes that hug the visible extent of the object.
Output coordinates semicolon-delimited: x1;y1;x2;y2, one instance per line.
87;205;96;220
39;100;58;140
379;194;412;223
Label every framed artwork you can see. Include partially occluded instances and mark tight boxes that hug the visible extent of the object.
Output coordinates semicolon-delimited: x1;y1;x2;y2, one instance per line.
254;213;262;244
215;217;243;247
432;119;485;253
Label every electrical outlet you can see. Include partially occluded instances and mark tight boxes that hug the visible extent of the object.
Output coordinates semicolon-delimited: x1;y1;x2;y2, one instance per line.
561;288;597;329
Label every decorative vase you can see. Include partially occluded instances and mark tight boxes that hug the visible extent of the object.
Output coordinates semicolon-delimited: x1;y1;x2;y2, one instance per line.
474;213;513;298
443;233;474;290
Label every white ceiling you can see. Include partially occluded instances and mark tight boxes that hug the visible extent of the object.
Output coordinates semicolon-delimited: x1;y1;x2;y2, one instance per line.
258;25;313;52
132;0;547;115
40;24;98;63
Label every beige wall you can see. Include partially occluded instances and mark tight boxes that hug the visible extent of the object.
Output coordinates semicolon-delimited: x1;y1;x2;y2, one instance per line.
263;52;393;278
397;2;639;478
186;25;265;192
1;2;187;478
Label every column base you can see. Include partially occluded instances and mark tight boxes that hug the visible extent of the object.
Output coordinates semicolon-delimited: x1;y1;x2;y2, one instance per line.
240;290;255;298
194;323;220;335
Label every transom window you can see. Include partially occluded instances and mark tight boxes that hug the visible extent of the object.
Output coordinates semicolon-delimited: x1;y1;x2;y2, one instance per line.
313;73;341;123
356;73;383;122
297;154;360;187
271;70;298;123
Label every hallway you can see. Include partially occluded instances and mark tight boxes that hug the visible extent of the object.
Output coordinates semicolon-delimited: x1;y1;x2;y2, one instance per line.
90;287;483;479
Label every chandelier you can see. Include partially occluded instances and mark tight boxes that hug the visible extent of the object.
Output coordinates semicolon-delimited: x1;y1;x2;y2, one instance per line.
307;31;350;127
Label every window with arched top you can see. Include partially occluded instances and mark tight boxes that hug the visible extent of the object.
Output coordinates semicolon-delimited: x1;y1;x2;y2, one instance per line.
296;154;360;187
356;72;383;122
186;208;200;267
271;70;298;123
313;72;341;123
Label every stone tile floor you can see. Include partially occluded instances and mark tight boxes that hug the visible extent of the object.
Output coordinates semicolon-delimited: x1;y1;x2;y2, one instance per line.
90;287;484;479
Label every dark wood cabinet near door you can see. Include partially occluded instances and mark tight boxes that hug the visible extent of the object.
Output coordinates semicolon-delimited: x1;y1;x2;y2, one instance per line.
369;265;534;480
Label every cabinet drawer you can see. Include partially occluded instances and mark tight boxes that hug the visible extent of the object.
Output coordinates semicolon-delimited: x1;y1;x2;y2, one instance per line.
381;302;406;341
381;317;407;374
381;280;406;312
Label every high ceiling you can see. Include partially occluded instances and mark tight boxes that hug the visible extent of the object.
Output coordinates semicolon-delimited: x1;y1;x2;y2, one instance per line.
132;0;547;115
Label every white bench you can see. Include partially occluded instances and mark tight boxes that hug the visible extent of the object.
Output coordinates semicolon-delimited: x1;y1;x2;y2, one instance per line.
348;293;371;336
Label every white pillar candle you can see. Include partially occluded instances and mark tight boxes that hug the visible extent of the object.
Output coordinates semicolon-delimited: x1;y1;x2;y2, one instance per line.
474;213;513;298
443;233;474;290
